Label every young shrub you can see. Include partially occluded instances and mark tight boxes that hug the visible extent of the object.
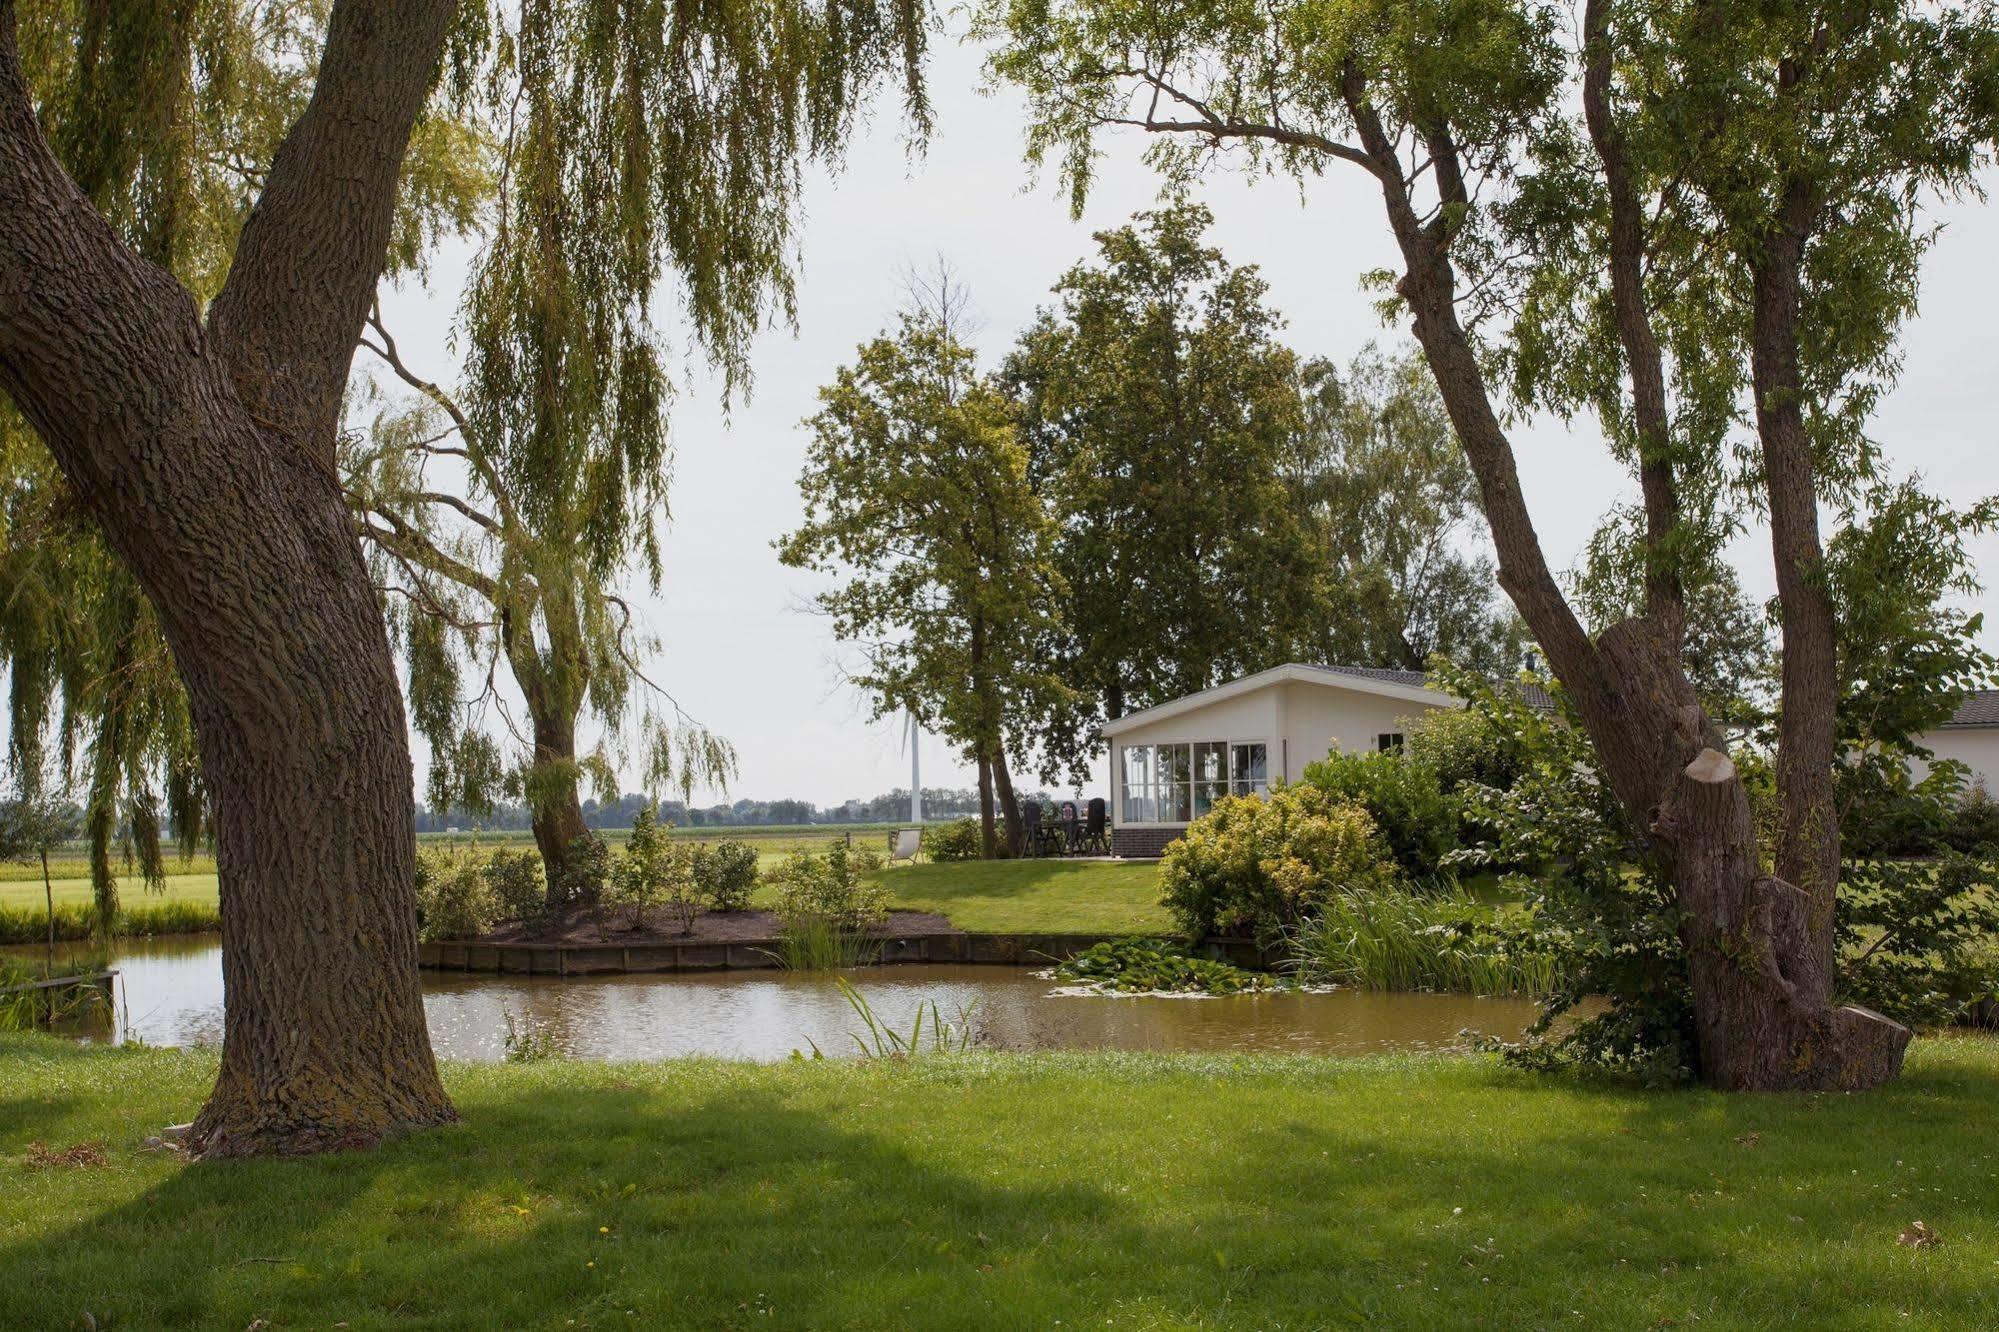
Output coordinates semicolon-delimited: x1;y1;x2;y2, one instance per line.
694;840;759;912
1158;786;1400;942
1303;748;1459;880
482;849;547;923
766;841;890;932
921;817;982;862
556;834;611;908
414;846;497;942
1946;781;1999;853
612;810;699;934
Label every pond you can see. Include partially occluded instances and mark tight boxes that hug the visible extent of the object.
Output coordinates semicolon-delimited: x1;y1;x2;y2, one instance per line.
10;934;1545;1062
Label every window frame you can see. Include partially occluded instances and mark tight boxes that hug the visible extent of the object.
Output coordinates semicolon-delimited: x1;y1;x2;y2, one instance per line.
1117;735;1271;827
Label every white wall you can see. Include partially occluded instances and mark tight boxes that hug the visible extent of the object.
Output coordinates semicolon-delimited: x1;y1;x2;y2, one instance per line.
1274;681;1457;782
1909;728;1999;790
1107;678;1459;826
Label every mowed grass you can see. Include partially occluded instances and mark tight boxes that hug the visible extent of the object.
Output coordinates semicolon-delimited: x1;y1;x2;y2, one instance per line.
0;869;219;912
873;858;1171;933
2;1035;1997;1329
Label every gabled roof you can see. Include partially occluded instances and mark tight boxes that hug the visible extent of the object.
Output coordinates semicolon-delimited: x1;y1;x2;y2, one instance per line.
1099;663;1458;738
1942;689;1999;729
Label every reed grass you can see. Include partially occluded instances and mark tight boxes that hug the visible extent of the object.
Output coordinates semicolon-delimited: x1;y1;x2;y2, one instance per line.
1289;887;1565;997
762;915;882;971
0;899;221;945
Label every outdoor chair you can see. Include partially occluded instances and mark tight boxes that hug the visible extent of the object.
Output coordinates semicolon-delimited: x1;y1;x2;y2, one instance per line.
887;828;922;864
1018;802;1044;858
1083;798;1108;855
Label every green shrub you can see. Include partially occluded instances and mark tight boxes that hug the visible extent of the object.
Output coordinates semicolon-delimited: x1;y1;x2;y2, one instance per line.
1946;782;1999;853
1838;753;1962;858
1302;748;1459;880
1158;786;1400;942
922;817;981;862
611;810;698;933
766;841;889;932
1055;937;1274;994
555;834;610;907
1289;888;1564;996
483;849;547;922
1836;853;1999;1027
1406;702;1524;793
694;841;759;911
415;846;497;941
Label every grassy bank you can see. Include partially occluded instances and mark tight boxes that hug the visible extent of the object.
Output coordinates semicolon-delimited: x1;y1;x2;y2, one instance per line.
3;1035;1996;1328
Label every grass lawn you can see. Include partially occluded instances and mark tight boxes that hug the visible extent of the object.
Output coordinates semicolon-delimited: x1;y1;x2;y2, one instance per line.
3;1035;1996;1328
872;858;1170;933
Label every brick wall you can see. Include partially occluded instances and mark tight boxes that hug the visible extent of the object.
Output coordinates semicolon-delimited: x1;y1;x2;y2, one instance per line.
1111;826;1184;858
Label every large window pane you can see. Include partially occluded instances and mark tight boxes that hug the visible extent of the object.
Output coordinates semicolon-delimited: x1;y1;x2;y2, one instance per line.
1194;741;1227;784
1165;779;1192;823
1231;742;1268;797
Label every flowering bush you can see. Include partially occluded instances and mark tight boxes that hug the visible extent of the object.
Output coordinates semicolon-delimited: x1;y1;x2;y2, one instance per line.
1158;786;1400;941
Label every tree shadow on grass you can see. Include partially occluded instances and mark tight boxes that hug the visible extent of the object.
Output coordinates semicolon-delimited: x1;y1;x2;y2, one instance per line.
6;1046;1999;1328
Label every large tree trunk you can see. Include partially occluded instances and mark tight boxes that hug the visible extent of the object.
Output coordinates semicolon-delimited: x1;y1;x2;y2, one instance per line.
976;751;998;859
992;748;1023;858
1339;71;1906;1090
1751;169;1842;986
0;0;460;1154
526;709;593;908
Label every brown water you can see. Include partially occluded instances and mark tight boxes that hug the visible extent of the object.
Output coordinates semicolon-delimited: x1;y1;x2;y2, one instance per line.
12;934;1543;1062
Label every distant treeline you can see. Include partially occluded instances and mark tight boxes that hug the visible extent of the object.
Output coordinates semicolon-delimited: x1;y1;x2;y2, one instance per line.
411;787;1062;833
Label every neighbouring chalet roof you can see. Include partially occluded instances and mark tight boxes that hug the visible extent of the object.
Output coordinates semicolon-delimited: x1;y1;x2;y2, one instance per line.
1941;689;1999;729
1099;662;1553;739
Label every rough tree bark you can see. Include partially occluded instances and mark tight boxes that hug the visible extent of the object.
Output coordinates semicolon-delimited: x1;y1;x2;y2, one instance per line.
976;751;998;859
991;748;1024;859
0;0;459;1153
1336;62;1907;1090
1751;162;1844;986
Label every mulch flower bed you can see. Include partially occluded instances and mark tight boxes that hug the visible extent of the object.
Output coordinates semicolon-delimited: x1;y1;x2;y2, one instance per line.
473;905;957;948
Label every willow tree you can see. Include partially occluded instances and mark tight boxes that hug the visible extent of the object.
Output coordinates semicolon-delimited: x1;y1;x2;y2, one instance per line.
779;283;1068;858
347;309;736;904
0;3;483;935
0;0;927;1155
985;0;1996;1088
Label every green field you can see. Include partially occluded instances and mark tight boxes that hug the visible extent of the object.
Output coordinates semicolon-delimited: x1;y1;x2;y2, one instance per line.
1;852;1168;936
3;1033;1996;1328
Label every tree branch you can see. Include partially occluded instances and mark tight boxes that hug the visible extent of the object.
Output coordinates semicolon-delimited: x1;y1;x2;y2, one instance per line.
206;0;460;457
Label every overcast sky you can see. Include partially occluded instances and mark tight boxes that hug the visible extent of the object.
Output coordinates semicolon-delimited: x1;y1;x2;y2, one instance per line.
375;30;1999;812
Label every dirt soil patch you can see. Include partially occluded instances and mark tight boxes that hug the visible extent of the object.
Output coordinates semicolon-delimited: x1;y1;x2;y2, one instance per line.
474;905;958;947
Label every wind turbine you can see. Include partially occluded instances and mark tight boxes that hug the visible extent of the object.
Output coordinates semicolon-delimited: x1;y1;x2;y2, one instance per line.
902;709;922;824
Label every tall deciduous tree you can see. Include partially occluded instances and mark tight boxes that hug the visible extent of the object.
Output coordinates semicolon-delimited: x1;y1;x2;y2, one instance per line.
1286;347;1524;677
779;284;1067;858
983;0;1995;1087
1001;204;1331;782
0;0;927;1154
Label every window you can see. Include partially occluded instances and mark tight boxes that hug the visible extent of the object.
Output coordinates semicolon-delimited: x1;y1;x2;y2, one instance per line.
1121;738;1269;822
1193;741;1228;817
1376;732;1405;753
1230;743;1268;797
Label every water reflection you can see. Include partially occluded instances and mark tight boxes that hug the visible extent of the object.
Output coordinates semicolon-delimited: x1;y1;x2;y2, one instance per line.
13;934;1543;1063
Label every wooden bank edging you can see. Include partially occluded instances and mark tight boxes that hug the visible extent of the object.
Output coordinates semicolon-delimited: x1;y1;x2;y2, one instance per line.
418;933;1282;976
